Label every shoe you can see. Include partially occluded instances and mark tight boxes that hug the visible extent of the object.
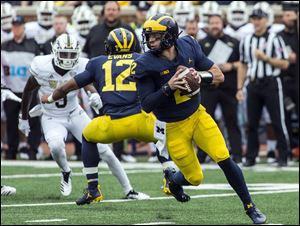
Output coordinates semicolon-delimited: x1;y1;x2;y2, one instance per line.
267;150;276;164
121;154;137;163
243;159;256;167
60;171;72;196
1;185;16;196
19;146;30;160
76;185;104;205
163;167;190;202
125;190;150;200
272;160;288;167
162;177;172;195
246;205;267;224
148;156;158;163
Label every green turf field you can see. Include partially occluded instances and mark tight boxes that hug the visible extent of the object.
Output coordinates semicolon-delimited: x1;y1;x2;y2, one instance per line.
1;161;299;225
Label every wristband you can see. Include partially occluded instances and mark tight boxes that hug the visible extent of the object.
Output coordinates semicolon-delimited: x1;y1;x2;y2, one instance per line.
161;83;172;96
47;94;54;103
198;71;213;84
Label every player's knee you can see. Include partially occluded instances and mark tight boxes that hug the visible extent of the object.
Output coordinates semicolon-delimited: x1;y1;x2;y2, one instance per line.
48;139;65;154
188;170;204;186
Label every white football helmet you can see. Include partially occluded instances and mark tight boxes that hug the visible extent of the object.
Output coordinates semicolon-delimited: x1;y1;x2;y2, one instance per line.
52;34;81;70
1;2;15;31
227;1;248;28
173;1;195;29
72;5;97;36
37;1;57;27
253;2;274;26
199;1;222;26
146;4;167;19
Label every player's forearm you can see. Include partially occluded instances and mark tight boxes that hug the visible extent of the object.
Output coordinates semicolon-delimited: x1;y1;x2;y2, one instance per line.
208;64;225;84
137;78;170;113
51;79;79;101
21;76;40;120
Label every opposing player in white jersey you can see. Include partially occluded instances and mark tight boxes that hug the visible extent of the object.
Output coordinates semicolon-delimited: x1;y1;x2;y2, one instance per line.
173;1;195;37
198;1;222;40
71;4;97;50
224;1;254;41
1;2;15;43
19;34;149;200
25;1;56;46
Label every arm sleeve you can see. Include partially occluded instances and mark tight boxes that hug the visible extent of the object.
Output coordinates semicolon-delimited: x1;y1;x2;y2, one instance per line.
28;58;43;85
73;60;95;88
191;37;214;70
136;76;170;113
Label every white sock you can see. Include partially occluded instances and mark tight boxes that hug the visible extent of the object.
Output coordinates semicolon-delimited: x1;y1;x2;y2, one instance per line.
162;161;178;171
267;140;277;151
98;144;132;195
50;148;71;173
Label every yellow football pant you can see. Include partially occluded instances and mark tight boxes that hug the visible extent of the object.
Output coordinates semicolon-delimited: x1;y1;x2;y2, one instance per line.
83;111;156;143
166;105;230;186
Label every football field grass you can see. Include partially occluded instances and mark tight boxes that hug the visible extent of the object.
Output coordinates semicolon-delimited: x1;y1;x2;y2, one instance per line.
1;161;299;225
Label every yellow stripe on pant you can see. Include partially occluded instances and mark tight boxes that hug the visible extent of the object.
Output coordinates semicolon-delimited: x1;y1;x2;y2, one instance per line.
166;105;230;186
83;111;156;144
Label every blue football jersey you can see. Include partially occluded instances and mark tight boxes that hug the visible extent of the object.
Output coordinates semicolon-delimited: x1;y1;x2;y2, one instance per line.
134;35;214;122
74;53;142;119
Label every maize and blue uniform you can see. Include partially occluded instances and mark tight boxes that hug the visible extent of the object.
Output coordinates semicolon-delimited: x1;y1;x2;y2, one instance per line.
134;36;230;185
74;53;156;144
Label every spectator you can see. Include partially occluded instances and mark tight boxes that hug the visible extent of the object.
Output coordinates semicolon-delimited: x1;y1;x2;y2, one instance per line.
1;16;41;160
83;1;141;58
199;15;242;163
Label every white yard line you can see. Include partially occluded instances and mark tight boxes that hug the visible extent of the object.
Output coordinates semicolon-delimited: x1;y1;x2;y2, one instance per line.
133;222;176;225
1;189;298;208
1;160;298;172
25;219;67;223
1;169;162;179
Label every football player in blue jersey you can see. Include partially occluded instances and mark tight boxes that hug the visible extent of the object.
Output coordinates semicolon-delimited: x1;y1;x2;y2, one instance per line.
133;14;267;224
41;28;187;204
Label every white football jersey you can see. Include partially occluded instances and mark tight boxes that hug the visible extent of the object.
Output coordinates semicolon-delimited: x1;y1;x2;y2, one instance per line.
25;21;55;45
1;29;14;43
29;54;89;117
224;23;254;41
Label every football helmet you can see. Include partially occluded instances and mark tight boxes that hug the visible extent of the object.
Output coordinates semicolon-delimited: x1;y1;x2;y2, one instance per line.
253;2;274;26
37;1;57;27
142;14;179;54
71;4;97;36
199;1;222;26
105;28;135;55
146;4;167;19
52;34;81;70
1;2;15;31
227;1;248;28
173;1;195;29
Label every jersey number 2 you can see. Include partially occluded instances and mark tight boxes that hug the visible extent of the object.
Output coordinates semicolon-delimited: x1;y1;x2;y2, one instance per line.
102;59;137;92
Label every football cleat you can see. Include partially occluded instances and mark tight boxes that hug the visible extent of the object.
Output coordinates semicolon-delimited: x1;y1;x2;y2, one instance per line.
76;185;104;205
1;185;16;196
163;167;190;202
60;171;72;196
125;190;150;200
162;177;172;195
246;205;267;224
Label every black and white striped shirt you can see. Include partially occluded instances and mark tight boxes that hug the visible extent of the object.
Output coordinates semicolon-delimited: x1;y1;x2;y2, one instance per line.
240;31;288;81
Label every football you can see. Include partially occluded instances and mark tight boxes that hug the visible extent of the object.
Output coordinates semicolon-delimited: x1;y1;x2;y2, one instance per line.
176;65;200;97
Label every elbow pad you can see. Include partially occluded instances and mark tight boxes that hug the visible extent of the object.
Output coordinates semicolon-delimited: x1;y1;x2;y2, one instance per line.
198;71;213;84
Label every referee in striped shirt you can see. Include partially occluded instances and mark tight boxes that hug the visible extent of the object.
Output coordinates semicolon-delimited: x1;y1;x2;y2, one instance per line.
236;8;290;167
